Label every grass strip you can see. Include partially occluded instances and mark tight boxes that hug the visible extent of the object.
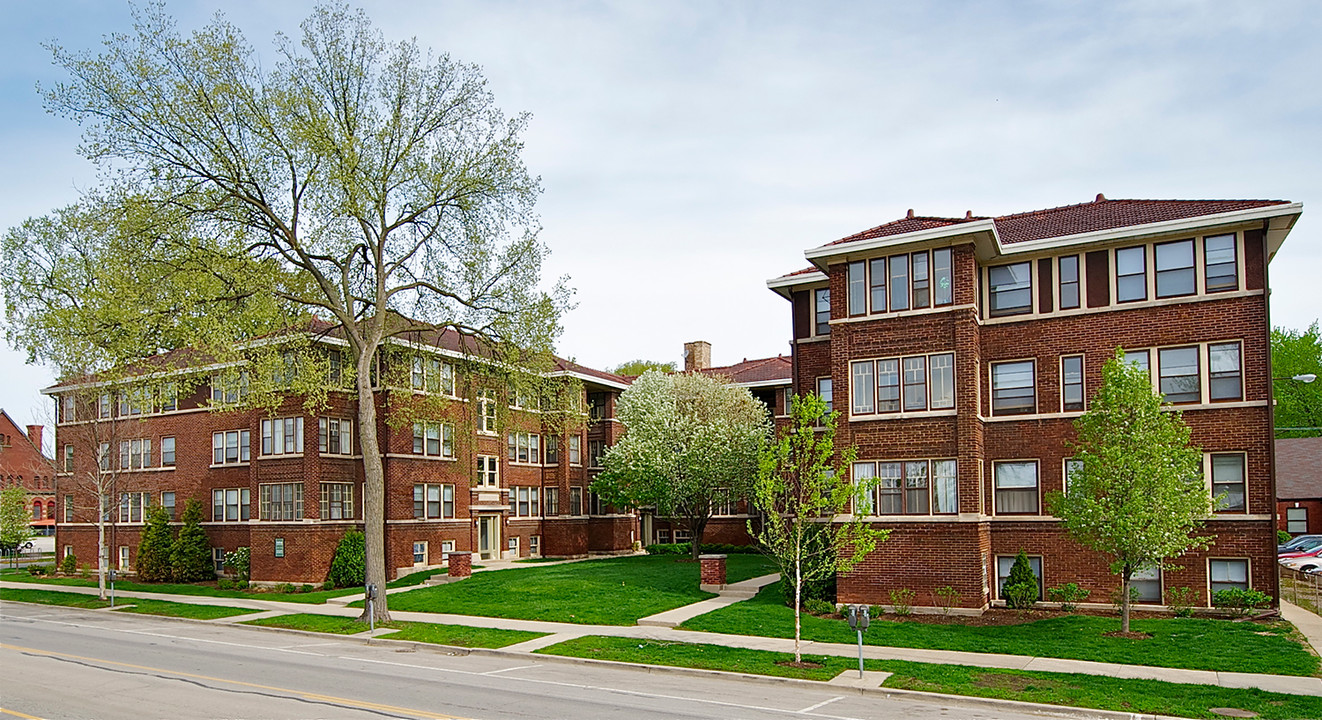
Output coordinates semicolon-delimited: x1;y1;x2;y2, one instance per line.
681;582;1319;677
0;568;435;604
1;587;110;609
536;635;1322;720
1;587;254;619
376;554;774;625
241;612;547;648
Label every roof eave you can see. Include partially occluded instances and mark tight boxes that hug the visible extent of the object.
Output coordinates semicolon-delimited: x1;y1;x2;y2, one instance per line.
803;219;1002;267
765;270;828;300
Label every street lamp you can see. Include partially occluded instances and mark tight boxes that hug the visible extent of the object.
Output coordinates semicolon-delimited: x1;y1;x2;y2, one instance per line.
1273;374;1317;383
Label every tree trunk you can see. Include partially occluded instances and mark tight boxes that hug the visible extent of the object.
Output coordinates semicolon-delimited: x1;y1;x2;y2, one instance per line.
793;532;802;664
1121;573;1131;633
688;515;709;561
355;350;390;623
96;492;107;600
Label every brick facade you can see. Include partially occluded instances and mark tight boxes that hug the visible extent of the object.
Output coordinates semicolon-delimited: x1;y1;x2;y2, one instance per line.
0;410;56;534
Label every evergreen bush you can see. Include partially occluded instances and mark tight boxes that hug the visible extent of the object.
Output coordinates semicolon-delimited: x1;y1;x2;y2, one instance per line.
327;530;365;588
59;553;77;575
170;499;215;582
1002;549;1039;609
136;504;174;582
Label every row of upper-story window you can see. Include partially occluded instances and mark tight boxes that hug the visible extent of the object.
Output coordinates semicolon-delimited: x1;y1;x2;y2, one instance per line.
802;231;1247;336
845;451;1252;518
410;423;595;466
986;232;1243;319
810;340;1245;421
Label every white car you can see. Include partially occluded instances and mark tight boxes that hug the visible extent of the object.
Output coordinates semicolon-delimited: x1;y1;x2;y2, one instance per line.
1280;549;1322;573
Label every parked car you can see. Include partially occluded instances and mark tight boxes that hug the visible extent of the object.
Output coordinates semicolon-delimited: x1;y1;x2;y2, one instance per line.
1279;535;1322;554
1280;538;1322;557
1280;547;1322;573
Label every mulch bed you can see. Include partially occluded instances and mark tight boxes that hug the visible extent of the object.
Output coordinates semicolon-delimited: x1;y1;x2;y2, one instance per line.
816;606;1230;627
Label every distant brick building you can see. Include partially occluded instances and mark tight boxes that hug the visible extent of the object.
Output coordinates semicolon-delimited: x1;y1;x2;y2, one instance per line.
0;409;56;535
46;326;637;583
1277;437;1322;537
769;196;1301;609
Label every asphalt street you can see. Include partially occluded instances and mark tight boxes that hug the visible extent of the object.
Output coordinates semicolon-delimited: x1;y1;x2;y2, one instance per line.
0;602;1077;720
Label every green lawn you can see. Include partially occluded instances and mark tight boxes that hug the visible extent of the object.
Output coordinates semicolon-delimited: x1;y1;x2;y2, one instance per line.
0;568;434;604
537;636;1322;720
377;554;776;625
680;582;1318;677
1;587;257;619
242;613;547;648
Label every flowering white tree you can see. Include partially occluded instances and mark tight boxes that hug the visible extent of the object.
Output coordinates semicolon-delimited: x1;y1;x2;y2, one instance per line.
1047;349;1211;633
594;371;769;560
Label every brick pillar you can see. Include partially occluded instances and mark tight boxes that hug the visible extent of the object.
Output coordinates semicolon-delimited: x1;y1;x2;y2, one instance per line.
448;552;473;578
699;554;727;588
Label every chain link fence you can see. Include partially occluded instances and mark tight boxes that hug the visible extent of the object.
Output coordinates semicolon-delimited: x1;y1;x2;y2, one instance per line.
1282;566;1322;615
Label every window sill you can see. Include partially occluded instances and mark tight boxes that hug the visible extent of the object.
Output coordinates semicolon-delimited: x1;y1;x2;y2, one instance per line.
386;453;457;461
114;466;176;474
851;408;958;422
208;463;251;469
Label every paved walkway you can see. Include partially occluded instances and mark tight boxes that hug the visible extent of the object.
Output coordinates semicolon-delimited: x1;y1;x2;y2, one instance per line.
5;578;1322;698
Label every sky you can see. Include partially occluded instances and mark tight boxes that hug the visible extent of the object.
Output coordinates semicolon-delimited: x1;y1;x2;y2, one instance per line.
2;1;1321;448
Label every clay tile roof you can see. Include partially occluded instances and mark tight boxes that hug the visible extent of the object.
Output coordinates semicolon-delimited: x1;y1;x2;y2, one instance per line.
1276;437;1322;499
698;355;792;385
825;198;1292;249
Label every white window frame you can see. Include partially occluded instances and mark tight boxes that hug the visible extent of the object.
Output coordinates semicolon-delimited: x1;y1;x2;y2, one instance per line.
1208;452;1247;514
476;455;499;488
319;482;355;520
212;430;251;466
318;418;354;456
993;460;1039;515
990;360;1036;416
1287;507;1308;534
212;488;251;522
995;554;1043;601
413;483;456;519
1209;558;1250;593
413;541;428;565
261;417;305;457
478;390;497;434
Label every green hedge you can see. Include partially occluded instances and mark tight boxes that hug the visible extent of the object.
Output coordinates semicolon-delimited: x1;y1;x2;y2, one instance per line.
644;542;762;556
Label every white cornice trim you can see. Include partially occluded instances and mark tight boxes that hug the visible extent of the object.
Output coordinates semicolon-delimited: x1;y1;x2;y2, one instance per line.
766;270;828;299
804;219;999;265
546;370;630;391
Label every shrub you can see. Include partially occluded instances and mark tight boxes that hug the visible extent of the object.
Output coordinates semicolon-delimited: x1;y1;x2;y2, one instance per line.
1165;586;1197;618
236;580;249;590
1002;549;1039;609
889;588;916;615
78;563;90;578
327;531;365;589
803;598;835;616
300;584;313;593
323;579;335;590
1212;588;1273;617
644;542;761;556
170;499;214;583
1279;529;1293;545
223;547;251;582
933;585;960;615
1047;582;1089;612
217;578;234;590
27;564;52;576
868;605;885;618
136;504;174;582
278;582;296;594
59;553;77;575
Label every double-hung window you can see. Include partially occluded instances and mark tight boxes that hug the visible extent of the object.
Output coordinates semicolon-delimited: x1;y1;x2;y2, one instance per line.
854;459;956;515
1208;342;1242;401
1210;453;1246;513
413;421;455;458
320;482;354;520
478;390;497;433
1210;559;1249;592
1204;234;1238;292
1061;355;1084;412
814;288;831;335
545;435;560;464
98;394;113;419
413;483;455;519
119;492;147;523
851;353;953;417
1154;239;1195;298
932;248;953;306
161;437;176;467
1157;347;1200;403
1131;564;1162;603
994;461;1038;514
319;418;353;455
261;417;304;456
544;487;560;516
568;436;582;465
1058;255;1080;309
816;377;833;412
889;255;910;311
1115;246;1147;302
476;455;499;487
212;488;251;522
868;258;887;312
850;362;875;415
507;432;541;464
911;251;930;309
212;430;250;465
512;486;540;517
996;555;1042;600
848;261;867;316
902;357;927;411
259;483;303;521
988;262;1032;316
1287;507;1308;534
121;438;151;470
991;361;1035;416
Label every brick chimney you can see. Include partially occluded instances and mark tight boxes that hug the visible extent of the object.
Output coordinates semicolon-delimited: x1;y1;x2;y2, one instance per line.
25;425;43;453
684;341;712;372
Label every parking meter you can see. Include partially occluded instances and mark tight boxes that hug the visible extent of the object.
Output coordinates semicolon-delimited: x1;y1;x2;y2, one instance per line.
365;583;378;633
847;604;869;677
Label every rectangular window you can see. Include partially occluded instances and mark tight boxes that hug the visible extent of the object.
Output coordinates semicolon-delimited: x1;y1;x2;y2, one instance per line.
530;535;540;557
904;460;930;514
1061;355;1084;412
569;486;584;516
211;370;249;405
876;462;902;514
868;258;887;313
1131;564;1162;603
988;262;1032;316
851;361;875;415
1058;255;1080;309
63;445;74;473
161;491;175;521
119;441;130;470
412;483;455;519
875;360;899;413
1064;459;1083;494
1158;346;1200;403
848;261;867;316
816;377;833;413
1204;234;1238;292
507;432;541;464
1208;342;1242;401
411;355;425;390
100;442;110;471
98;394;112;419
857;462;877;515
888;255;909;312
133;438;153;469
478;390;497;433
413;541;427;565
911;251;930;309
1287;507;1308;534
933;248;953;306
932;459;957;514
61;395;75;423
212;430;251;465
412;422;454;458
568;435;582;465
588;439;603;468
1210;559;1249;593
545;435;560;465
118;492;147;523
996;555;1042;601
120;546;131;572
211;488;250;522
994;461;1039;514
161;437;176;467
273;539;284;559
1115;246;1147;302
513;486;541;517
814;288;831;336
1211;453;1246;513
929;353;954;410
319;418;353;455
261;417;305;456
544;487;560;516
64;494;74;522
477;455;499;487
1123;349;1150;374
319;482;354;520
259;483;303;521
991;361;1036;416
1155;239;1196;298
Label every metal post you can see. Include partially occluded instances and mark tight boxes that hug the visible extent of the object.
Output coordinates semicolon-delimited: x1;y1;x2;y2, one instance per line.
109;569;116;608
366;583;376;634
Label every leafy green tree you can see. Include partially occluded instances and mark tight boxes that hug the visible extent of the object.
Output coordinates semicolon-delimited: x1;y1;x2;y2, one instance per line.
170;499;214;583
0;487;33;562
610;359;677;376
750;393;885;663
1272;322;1322;438
26;3;566;622
1047;349;1210;633
328;531;366;588
594;371;769;560
135;504;174;582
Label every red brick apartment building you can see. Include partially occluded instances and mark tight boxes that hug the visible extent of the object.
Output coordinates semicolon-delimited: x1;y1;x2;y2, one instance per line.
767;196;1302;610
45;327;638;584
1277;437;1322;536
0;409;56;534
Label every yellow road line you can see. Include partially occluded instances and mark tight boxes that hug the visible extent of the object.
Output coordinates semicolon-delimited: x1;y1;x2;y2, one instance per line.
0;643;468;720
0;708;48;719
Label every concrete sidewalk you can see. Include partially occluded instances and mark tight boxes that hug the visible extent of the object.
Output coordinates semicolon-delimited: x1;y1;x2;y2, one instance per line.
6;578;1321;698
637;573;779;627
